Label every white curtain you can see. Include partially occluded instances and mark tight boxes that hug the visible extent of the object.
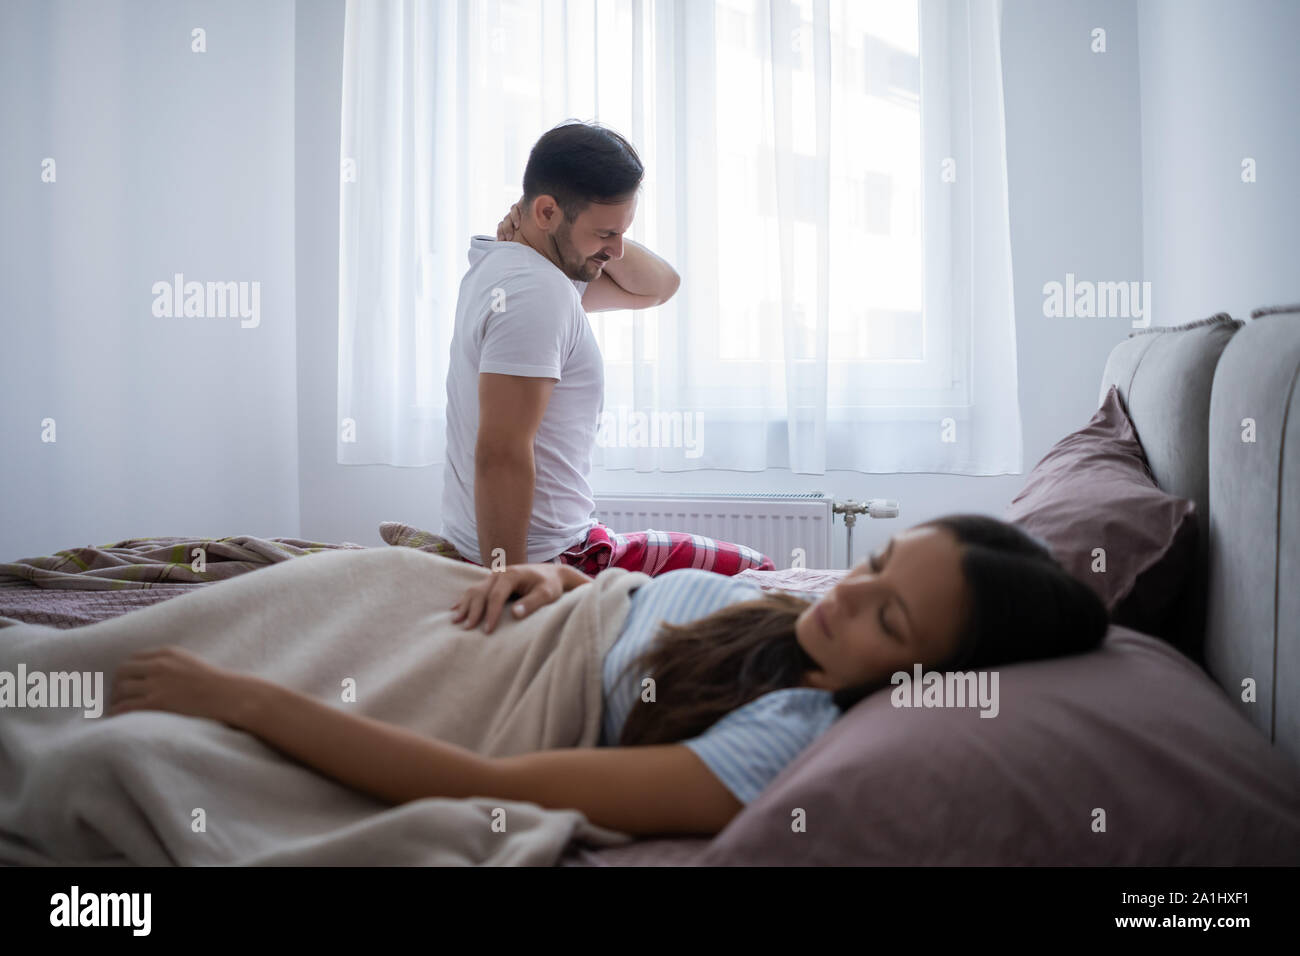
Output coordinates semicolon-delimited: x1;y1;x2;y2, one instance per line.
338;0;1021;476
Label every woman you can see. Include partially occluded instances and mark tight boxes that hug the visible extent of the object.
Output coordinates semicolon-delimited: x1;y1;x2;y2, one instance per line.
108;514;1108;837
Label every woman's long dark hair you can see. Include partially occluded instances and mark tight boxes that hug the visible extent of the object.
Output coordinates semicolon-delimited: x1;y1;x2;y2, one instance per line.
616;513;1109;747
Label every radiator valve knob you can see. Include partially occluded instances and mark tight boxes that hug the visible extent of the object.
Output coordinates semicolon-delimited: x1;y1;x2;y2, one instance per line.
866;499;899;519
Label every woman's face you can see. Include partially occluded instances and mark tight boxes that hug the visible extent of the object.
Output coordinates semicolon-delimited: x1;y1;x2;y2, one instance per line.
795;525;969;692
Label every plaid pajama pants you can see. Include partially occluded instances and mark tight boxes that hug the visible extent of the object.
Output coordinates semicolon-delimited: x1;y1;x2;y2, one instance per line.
447;522;775;577
547;522;775;576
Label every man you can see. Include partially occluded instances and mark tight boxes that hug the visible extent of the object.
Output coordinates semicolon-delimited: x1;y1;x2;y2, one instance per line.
439;120;774;577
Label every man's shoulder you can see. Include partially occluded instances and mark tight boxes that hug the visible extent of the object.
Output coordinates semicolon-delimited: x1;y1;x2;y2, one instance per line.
463;238;585;337
469;237;572;290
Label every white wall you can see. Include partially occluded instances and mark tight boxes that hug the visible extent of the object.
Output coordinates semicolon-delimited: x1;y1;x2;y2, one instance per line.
1137;0;1300;323
292;0;1147;568
0;0;300;558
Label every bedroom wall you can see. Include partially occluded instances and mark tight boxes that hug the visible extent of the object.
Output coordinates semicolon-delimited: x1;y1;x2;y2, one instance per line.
1136;0;1300;323
0;0;300;559
292;0;1146;567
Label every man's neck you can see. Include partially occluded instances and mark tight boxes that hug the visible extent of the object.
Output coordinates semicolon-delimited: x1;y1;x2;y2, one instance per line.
509;228;563;273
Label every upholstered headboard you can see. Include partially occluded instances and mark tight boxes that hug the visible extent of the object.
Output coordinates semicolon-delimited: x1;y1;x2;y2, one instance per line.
1098;307;1300;766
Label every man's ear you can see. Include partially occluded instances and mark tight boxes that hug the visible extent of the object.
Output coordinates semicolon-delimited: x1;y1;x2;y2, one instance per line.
530;194;562;232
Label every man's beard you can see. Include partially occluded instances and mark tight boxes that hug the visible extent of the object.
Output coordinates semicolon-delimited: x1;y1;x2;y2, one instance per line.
555;220;603;281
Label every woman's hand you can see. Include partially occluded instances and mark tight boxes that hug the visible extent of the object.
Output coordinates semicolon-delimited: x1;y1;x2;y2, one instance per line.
108;646;248;725
496;194;525;241
451;563;590;634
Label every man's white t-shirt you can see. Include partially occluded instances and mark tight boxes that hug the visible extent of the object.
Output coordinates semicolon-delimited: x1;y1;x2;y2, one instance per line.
440;235;604;563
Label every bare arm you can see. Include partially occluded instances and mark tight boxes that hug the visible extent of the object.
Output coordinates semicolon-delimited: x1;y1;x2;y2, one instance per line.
494;195;678;313
583;239;681;313
489;744;744;835
475;372;554;566
230;678;743;836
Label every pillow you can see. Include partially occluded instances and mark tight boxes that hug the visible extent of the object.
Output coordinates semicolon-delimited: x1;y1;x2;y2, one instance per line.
694;625;1300;865
1002;385;1199;648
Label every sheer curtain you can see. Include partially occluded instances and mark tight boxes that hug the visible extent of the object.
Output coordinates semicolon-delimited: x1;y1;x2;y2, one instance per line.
338;0;1021;476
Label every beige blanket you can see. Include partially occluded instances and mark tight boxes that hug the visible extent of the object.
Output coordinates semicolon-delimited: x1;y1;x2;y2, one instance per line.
0;546;648;865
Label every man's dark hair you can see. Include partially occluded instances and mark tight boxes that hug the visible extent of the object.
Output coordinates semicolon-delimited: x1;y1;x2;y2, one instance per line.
521;120;644;222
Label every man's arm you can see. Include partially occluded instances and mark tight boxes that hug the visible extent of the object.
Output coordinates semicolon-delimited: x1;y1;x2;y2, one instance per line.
475;372;555;566
583;238;681;313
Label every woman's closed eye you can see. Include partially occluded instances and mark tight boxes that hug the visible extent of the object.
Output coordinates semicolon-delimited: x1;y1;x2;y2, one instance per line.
869;552;902;642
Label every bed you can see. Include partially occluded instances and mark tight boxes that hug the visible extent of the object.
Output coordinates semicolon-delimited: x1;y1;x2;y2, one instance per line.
561;307;1300;865
2;308;1298;865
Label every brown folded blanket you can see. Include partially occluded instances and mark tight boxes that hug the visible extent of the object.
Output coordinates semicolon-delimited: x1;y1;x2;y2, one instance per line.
0;535;367;589
0;521;465;590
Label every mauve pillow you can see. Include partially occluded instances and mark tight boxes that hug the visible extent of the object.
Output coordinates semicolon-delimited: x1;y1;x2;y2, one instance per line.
695;625;1300;865
1003;385;1198;646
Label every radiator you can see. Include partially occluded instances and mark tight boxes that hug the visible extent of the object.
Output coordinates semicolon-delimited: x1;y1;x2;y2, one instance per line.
592;492;834;570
